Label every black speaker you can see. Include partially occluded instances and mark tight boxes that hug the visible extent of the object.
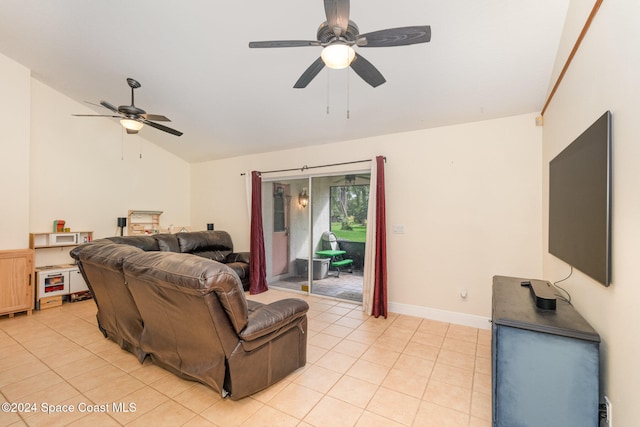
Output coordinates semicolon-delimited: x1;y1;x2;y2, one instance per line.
207;223;214;230
117;217;127;227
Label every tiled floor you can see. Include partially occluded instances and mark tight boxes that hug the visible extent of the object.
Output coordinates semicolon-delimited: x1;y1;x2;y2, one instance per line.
0;289;491;427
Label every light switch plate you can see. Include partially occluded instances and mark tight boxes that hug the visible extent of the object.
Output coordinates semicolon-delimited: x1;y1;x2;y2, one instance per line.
392;224;405;234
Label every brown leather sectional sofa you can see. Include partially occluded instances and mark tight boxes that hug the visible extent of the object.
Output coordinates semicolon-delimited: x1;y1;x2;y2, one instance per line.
70;231;309;400
106;230;251;290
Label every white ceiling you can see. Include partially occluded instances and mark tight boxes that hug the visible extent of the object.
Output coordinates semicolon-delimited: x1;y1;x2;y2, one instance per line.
0;1;569;163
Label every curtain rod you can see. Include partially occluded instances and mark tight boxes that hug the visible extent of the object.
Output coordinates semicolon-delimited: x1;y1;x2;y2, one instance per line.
239;157;386;176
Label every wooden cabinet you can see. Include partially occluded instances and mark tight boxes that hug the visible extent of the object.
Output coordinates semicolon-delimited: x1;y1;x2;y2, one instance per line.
0;249;34;317
492;275;600;427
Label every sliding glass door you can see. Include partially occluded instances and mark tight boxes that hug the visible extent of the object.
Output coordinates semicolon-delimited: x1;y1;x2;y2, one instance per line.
263;172;369;303
309;174;368;302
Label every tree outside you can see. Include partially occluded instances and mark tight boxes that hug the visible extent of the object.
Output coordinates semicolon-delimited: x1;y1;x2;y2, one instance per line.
330;185;369;242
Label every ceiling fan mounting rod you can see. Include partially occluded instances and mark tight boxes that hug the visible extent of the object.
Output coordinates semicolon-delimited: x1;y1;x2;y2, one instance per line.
126;77;141;106
130;85;137;107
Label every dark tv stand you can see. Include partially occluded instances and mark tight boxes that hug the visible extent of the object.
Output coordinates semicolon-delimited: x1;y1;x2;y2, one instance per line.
492;275;600;427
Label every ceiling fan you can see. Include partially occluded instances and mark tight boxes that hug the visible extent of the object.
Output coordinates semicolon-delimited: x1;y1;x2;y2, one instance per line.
73;78;183;136
249;0;431;88
333;174;370;184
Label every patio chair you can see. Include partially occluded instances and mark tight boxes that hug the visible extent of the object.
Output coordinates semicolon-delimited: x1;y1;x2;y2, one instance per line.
320;231;354;277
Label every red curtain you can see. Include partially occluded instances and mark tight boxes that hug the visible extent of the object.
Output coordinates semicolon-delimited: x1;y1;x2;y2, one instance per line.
372;156;387;318
249;171;268;294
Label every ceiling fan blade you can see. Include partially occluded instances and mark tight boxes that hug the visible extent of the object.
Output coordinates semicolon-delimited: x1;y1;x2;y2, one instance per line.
141;119;183;136
72;114;120;118
350;53;386;88
358;25;431;47
324;0;350;36
294;57;326;88
249;40;320;48
83;100;107;108
142;114;171;122
100;100;120;114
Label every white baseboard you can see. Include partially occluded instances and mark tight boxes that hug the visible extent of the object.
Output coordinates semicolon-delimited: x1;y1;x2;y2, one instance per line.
388;301;492;330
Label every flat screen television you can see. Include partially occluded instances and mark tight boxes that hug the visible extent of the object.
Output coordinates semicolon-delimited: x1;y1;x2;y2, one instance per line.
548;111;611;286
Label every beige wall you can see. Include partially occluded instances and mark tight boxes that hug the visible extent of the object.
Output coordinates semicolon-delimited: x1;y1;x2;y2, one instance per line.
542;1;640;424
192;112;543;326
0;55;31;250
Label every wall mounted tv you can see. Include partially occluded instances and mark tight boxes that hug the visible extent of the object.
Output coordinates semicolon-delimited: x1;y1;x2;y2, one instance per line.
549;111;611;286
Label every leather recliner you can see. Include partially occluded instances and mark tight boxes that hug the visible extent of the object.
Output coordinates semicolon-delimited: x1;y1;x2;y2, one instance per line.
123;250;308;399
71;236;308;399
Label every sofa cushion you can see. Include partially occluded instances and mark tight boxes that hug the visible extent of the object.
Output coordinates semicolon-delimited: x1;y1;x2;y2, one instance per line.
153;234;180;252
225;262;249;284
106;235;160;251
192;251;227;263
177;230;234;253
226;252;250;264
239;299;309;342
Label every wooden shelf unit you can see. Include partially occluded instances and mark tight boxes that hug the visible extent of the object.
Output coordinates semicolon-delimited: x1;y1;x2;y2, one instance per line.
128;210;163;235
29;231;93;249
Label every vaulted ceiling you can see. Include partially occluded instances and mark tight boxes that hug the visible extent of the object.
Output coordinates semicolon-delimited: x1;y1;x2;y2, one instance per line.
0;1;569;162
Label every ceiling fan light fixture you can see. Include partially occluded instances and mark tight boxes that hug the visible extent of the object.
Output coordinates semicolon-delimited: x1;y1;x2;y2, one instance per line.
321;44;355;69
120;118;144;131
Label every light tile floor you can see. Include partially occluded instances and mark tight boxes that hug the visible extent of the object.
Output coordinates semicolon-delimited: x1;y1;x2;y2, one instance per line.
0;289;491;427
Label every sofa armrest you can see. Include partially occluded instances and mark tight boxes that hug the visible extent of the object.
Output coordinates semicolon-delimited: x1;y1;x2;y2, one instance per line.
225;252;250;265
70;239;112;261
239;299;308;342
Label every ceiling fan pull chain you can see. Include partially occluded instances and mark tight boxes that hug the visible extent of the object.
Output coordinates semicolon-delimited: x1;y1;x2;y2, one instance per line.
346;66;350;119
326;70;330;115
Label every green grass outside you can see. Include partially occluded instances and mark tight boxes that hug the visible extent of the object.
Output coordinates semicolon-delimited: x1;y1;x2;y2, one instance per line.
330;222;367;242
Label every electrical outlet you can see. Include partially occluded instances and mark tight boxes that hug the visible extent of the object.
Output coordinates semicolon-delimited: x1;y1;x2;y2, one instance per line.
604;396;612;426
